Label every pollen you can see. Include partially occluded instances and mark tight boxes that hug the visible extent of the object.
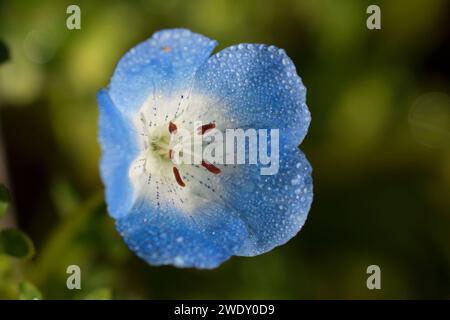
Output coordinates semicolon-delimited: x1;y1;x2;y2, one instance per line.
173;167;185;187
197;122;216;135
169;121;177;133
201;160;221;174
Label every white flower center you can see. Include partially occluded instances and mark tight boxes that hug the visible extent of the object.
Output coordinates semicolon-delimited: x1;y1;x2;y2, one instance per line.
128;91;228;213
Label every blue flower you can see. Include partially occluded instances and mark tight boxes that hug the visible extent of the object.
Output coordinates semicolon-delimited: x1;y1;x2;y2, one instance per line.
97;29;313;269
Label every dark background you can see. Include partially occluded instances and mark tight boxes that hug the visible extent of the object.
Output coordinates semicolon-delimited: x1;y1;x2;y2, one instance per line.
0;0;449;299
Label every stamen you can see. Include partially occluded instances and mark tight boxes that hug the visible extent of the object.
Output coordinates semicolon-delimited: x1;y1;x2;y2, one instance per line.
173;167;185;187
169;149;173;159
169;121;177;133
201;160;221;174
197;122;216;135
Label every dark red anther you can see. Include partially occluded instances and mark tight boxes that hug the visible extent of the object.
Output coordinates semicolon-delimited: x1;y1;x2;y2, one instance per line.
172;167;185;187
169;149;173;159
201;160;221;174
169;121;177;133
197;122;216;135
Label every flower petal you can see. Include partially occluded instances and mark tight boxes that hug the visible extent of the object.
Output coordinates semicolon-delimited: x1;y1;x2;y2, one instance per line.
191;43;310;146
172;144;313;257
221;145;313;256
98;89;138;219
116;198;248;269
108;29;217;117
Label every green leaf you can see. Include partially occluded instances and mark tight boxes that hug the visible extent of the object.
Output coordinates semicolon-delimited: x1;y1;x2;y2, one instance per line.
0;229;35;259
19;281;42;300
83;288;112;300
0;184;11;219
0;40;9;64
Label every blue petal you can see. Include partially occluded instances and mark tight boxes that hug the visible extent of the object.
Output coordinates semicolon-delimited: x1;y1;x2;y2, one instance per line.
108;29;217;116
98;89;138;219
164;144;313;259
220;145;313;256
111;148;312;267
116;199;248;269
192;43;311;146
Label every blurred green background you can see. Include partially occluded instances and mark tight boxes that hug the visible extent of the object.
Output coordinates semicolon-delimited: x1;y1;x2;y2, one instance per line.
0;0;449;299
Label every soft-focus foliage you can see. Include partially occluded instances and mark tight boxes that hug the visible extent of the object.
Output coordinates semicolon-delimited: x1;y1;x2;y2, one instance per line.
18;281;42;300
0;184;10;218
0;229;35;259
0;41;9;64
0;0;449;298
0;184;36;299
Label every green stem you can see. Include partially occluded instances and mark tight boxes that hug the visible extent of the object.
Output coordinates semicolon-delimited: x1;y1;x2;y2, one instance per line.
28;191;104;286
